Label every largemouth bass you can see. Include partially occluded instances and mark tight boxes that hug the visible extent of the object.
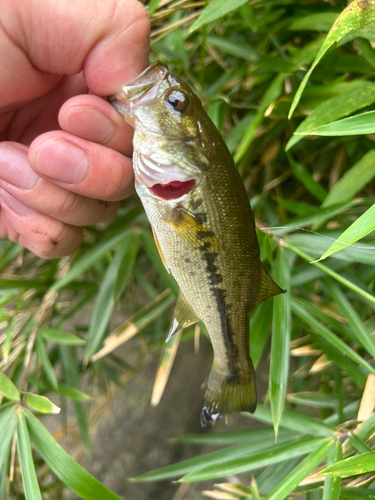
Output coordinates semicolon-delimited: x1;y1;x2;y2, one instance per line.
110;62;284;426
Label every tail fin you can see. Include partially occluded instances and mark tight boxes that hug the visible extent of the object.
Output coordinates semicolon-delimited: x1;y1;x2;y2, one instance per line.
201;365;257;427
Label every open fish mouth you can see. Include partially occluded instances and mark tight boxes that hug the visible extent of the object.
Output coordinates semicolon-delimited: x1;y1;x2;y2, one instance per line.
149;180;196;200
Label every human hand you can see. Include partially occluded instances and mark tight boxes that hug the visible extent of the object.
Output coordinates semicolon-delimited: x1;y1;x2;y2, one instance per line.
0;0;150;258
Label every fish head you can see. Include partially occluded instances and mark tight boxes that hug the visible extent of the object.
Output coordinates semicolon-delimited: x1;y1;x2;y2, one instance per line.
110;61;218;201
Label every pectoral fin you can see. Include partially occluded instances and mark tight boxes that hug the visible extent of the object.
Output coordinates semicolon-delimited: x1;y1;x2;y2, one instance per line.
152;226;170;273
257;264;285;305
169;207;219;252
166;291;200;342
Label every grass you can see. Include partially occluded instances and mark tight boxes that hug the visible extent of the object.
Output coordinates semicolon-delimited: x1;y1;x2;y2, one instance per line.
1;0;375;498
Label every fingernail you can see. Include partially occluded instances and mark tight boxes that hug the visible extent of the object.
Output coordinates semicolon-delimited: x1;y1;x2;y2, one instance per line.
0;189;33;215
34;139;89;184
63;107;115;144
0;144;38;189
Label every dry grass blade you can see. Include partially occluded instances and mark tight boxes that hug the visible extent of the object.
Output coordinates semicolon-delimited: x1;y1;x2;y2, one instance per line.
357;374;375;422
91;289;173;362
151;329;182;407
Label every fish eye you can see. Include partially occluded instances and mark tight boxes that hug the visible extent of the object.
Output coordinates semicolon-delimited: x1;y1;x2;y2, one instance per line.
164;90;190;113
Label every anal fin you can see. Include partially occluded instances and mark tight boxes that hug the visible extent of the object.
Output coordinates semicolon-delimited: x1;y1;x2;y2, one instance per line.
166;291;200;342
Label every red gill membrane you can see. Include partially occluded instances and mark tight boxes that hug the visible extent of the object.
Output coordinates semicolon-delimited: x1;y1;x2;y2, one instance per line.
150;180;195;200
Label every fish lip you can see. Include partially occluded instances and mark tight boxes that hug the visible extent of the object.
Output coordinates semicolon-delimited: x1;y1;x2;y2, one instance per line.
109;61;168;113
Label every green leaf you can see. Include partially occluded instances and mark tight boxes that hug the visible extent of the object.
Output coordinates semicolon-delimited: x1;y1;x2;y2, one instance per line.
292;298;375;376
286;81;375;150
265;439;332;500
113;232;140;302
318;204;375;260
296;110;375;136
322;279;375;358
56;384;92;401
24;409;122;500
340;487;375;499
243;404;337;438
84;235;138;361
0;372;20;401
234;73;285;163
174;427;294;446
147;0;163;16
24;393;60;414
320;451;375;476
251;299;273;369
0;404;17;471
284;242;375;306
287;154;327;201
35;337;58;390
322;439;342;500
289;13;339;31
40;327;85;345
324;151;375;206
17;412;42;500
180;437;324;482
189;0;249;33
289;1;375;118
134;431;303;482
50;228;132;292
270;246;291;437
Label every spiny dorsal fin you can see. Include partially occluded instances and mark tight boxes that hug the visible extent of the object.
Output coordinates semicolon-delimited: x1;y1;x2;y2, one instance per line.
257;263;285;305
152;226;170;273
166;291;200;342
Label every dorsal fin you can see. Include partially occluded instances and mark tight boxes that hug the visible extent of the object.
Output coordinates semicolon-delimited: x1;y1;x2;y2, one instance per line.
166;291;200;342
257;264;285;305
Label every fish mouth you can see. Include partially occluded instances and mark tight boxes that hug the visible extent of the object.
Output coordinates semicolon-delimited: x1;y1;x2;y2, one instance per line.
149;180;196;200
109;61;168;118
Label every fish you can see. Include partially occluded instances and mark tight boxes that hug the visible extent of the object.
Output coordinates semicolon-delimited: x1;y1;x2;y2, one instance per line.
110;61;284;426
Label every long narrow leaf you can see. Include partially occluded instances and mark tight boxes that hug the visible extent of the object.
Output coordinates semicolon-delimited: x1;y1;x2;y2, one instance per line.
17;412;42;500
270;246;291;437
25;409;122;500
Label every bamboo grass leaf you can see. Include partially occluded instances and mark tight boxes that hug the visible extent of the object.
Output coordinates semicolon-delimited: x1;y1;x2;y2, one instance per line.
250;299;273;370
17;411;43;500
292;299;375;376
284;242;375;305
286;81;375;150
35;337;58;390
133;432;306;483
322;279;375;358
39;327;85;346
24;409;122;500
50;228;132;292
296;110;375;136
189;0;249;33
0;372;20;401
317;204;375;260
270;246;291;437
289;0;375;118
322;439;342;500
322;151;375;206
84;235;139;362
234;73;285;163
180;437;324;482
0;404;17;471
320;451;375;476
243;404;336;438
23;393;60;414
340;487;375;499
265;439;332;500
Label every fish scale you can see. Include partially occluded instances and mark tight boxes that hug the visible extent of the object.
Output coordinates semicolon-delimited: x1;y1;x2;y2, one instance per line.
110;61;284;425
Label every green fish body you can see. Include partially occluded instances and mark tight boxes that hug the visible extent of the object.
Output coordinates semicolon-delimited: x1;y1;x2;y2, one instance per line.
111;62;283;425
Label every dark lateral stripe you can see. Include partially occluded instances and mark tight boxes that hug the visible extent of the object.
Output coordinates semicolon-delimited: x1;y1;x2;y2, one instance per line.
200;247;238;373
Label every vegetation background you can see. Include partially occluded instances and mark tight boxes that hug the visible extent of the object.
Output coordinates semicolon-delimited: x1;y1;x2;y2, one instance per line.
1;0;375;498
